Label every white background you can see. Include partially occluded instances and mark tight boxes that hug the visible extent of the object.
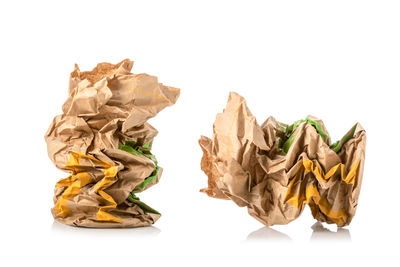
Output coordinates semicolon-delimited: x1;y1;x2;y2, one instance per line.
1;1;399;266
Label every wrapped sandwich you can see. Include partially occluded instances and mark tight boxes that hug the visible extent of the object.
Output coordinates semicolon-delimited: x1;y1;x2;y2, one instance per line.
45;59;179;228
199;92;366;227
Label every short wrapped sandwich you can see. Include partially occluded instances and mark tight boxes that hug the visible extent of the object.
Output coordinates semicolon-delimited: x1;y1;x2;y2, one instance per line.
199;92;366;227
45;59;179;228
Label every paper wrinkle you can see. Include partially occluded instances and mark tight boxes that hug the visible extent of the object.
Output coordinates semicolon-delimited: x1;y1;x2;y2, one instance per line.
45;59;179;228
199;92;366;227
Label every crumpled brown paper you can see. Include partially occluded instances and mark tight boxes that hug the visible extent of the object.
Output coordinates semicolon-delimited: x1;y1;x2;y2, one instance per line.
199;92;366;227
45;59;179;228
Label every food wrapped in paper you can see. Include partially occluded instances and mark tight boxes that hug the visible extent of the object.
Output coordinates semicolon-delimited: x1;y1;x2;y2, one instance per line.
45;59;179;228
199;92;366;227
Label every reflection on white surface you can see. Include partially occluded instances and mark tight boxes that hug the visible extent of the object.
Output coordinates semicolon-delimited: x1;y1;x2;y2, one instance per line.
310;222;351;242
246;226;292;242
51;221;161;237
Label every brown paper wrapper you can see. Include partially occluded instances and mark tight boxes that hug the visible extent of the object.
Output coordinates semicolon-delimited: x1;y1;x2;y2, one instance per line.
199;92;366;227
45;59;179;228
